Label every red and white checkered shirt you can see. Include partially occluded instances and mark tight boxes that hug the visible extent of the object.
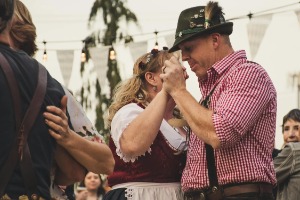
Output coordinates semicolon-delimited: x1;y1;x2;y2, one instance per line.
181;50;277;192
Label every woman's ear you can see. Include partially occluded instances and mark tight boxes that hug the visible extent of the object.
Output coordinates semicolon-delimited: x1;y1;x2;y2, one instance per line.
145;71;156;86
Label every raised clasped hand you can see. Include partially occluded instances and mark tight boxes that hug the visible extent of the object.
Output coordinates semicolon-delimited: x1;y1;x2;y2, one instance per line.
160;55;188;96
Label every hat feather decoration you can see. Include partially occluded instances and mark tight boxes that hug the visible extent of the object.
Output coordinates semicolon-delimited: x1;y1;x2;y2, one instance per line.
204;1;223;29
169;1;233;52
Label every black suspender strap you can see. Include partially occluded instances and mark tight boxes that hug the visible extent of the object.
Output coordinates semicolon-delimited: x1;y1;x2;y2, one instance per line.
201;87;219;189
199;63;239;192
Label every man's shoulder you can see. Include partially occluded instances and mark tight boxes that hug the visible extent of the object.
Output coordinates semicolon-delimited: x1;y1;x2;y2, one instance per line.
236;59;262;72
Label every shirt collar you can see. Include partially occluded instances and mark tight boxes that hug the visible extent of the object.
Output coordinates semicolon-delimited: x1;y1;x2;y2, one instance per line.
212;50;247;76
198;50;247;96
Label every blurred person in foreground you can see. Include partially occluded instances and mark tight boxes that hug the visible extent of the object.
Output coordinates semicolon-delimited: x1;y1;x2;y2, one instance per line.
160;1;277;199
10;0;115;199
0;0;114;199
103;48;187;200
273;109;300;200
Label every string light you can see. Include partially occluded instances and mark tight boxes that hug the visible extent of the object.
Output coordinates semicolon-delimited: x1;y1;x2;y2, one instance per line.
109;46;116;61
81;40;86;62
42;40;47;62
154;30;159;50
36;1;300;53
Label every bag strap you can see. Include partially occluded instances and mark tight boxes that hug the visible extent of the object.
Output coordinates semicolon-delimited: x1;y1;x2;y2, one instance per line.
0;52;47;196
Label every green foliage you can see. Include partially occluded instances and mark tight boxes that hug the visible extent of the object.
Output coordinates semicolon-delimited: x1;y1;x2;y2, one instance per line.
107;58;121;99
89;0;139;45
79;0;139;143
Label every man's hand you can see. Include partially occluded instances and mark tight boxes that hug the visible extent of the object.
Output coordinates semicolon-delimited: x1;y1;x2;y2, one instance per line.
160;56;188;96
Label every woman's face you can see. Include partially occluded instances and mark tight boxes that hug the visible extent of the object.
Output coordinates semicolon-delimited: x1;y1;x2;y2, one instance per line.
283;119;300;143
84;172;101;191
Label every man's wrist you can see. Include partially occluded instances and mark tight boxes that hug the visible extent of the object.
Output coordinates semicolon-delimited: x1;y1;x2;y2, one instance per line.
170;88;187;100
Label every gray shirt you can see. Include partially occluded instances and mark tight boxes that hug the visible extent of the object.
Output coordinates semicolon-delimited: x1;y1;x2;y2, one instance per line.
274;142;300;200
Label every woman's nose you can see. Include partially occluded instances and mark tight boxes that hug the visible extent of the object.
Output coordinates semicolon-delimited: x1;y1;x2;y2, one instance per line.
289;130;296;137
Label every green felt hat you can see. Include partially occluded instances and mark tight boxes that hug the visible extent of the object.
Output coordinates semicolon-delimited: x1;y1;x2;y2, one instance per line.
169;2;233;53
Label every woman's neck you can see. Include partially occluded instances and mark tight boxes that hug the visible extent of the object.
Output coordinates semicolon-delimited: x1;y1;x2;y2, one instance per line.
86;190;98;200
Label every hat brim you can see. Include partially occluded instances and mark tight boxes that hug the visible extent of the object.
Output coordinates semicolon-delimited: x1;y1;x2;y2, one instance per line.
169;22;233;53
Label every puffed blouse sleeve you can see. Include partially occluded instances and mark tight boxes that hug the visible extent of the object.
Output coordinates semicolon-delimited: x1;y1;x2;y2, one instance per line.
111;103;146;162
63;87;104;143
110;103;187;162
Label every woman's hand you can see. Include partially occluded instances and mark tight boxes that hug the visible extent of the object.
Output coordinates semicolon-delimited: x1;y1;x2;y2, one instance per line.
43;95;72;146
76;190;88;200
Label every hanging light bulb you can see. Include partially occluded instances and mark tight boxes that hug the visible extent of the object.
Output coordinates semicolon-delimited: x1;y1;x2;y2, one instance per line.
109;47;116;60
43;50;47;61
154;41;159;50
42;40;47;62
81;48;86;62
154;30;159;49
81;40;86;62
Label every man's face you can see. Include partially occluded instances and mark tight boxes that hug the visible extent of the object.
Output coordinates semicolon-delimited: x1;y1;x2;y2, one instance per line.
283;119;300;143
178;35;215;79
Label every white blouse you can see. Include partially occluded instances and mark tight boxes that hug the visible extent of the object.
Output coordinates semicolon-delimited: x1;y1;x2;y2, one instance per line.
111;103;187;162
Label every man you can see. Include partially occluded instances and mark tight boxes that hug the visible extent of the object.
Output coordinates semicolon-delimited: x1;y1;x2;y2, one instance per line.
273;109;300;200
7;1;114;198
0;1;114;199
160;1;277;199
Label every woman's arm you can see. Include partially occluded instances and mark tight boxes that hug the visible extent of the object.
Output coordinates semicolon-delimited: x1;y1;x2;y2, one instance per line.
54;145;86;185
119;90;170;157
44;96;115;175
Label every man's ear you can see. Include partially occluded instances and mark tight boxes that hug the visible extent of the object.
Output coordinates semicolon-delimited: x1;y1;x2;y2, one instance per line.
211;33;220;47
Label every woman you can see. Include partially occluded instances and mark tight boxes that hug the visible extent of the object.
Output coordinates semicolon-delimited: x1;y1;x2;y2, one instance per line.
76;172;106;200
273;109;300;200
104;48;187;200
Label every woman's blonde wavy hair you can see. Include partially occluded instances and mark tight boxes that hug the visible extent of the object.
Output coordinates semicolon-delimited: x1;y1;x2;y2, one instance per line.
10;0;37;56
107;48;177;127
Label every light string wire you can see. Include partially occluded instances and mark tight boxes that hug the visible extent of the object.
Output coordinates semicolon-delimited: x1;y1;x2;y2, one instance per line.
37;0;300;59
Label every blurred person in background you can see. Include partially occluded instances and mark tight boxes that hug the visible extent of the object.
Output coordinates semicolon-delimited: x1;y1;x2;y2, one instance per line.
76;172;107;200
273;109;300;200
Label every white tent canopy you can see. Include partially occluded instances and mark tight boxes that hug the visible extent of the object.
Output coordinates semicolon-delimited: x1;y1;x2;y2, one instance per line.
29;0;300;148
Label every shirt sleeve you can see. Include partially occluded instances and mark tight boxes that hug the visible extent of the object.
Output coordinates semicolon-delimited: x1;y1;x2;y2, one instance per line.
273;144;294;185
64;87;104;143
213;63;276;148
110;103;147;162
